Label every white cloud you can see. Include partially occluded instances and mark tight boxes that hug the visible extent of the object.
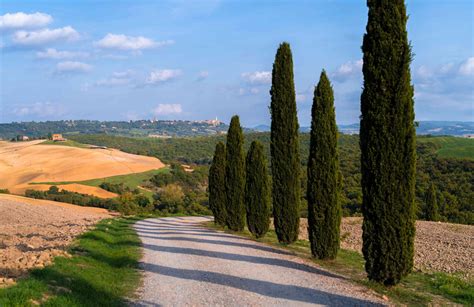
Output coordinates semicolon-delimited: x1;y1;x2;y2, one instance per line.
36;48;89;59
146;69;182;84
12;26;80;45
241;71;271;84
296;94;306;102
152;104;182;116
459;57;474;76
12;102;66;118
96;70;133;86
0;12;52;30
197;70;209;81
95;33;174;51
55;61;92;74
332;59;363;81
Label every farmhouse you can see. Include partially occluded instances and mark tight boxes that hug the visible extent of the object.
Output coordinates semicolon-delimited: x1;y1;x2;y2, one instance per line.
52;134;66;141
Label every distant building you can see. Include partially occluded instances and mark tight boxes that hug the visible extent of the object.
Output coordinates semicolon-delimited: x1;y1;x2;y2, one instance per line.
52;134;66;141
21;136;29;141
463;134;474;138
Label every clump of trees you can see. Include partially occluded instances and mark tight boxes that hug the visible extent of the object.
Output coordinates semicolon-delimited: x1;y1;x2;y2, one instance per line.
360;0;416;285
210;0;418;286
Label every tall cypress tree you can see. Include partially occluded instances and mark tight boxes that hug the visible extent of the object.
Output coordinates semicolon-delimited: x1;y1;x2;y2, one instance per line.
245;141;270;238
360;0;416;285
209;141;227;225
425;183;439;222
307;70;341;259
270;42;301;244
225;115;246;231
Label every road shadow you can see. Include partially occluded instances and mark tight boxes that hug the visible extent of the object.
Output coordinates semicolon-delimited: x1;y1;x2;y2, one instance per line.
135;230;249;240
140;262;383;306
138;235;294;256
141;243;343;280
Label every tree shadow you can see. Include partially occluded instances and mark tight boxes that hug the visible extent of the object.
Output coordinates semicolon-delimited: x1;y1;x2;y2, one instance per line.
135;230;247;240
139;262;383;306
139;235;294;256
141;243;343;280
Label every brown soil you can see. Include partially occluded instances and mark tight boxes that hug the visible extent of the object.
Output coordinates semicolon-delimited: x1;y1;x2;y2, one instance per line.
0;194;111;286
297;217;473;277
0;140;165;197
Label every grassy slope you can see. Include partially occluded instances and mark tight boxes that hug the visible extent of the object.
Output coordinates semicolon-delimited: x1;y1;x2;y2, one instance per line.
206;222;474;306
0;218;141;306
40;140;89;149
31;168;169;199
418;136;474;160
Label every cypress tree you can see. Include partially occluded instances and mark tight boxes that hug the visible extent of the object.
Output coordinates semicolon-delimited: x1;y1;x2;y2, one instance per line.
270;42;301;244
425;183;439;222
360;0;416;285
209;141;227;225
225;115;246;231
245;141;270;238
307;70;341;259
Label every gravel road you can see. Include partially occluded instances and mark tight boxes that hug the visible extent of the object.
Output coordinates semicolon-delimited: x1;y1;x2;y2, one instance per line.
134;217;385;306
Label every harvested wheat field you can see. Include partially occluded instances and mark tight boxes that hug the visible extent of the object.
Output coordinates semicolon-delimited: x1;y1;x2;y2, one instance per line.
0;140;165;197
0;194;112;286
296;218;473;278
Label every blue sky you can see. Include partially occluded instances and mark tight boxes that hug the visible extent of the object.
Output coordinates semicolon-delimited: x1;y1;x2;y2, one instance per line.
1;0;473;126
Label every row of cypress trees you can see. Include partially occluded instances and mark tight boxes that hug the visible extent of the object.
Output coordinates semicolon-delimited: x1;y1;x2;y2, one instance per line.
208;116;270;238
210;0;416;286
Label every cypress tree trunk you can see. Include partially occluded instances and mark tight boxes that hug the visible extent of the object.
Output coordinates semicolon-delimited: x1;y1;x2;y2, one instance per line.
225;115;246;231
425;183;439;222
360;0;416;285
209;141;227;225
245;141;270;238
270;42;301;244
307;70;341;259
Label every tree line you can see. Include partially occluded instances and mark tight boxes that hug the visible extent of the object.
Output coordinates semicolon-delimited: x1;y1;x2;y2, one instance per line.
210;0;417;286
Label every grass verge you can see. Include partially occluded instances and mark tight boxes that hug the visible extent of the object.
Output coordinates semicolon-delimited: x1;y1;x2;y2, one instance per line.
206;222;473;306
0;218;142;306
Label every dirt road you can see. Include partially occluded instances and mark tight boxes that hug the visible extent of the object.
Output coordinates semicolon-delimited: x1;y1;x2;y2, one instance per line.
134;217;385;306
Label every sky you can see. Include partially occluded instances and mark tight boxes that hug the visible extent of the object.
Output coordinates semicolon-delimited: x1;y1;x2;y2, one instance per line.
0;0;473;127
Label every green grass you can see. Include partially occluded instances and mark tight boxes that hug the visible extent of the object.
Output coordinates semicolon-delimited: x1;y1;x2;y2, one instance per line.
206;222;474;306
0;218;142;306
40;140;89;149
31;168;169;200
418;136;474;160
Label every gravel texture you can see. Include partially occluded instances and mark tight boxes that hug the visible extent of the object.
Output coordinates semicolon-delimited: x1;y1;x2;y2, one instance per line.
0;194;111;286
134;217;386;306
297;218;473;278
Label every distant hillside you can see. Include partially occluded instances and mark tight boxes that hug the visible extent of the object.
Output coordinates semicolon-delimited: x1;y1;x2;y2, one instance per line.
254;121;474;136
0;119;231;139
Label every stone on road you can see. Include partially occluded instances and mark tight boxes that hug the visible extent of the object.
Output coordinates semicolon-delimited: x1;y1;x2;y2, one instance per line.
134;217;385;306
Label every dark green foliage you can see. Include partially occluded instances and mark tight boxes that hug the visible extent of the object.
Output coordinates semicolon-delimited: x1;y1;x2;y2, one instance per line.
69;134;473;225
25;186;119;209
270;42;301;244
99;182;140;195
209;142;227;225
360;0;416;285
307;71;341;259
425;183;439;221
225;116;246;231
245;141;270;238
